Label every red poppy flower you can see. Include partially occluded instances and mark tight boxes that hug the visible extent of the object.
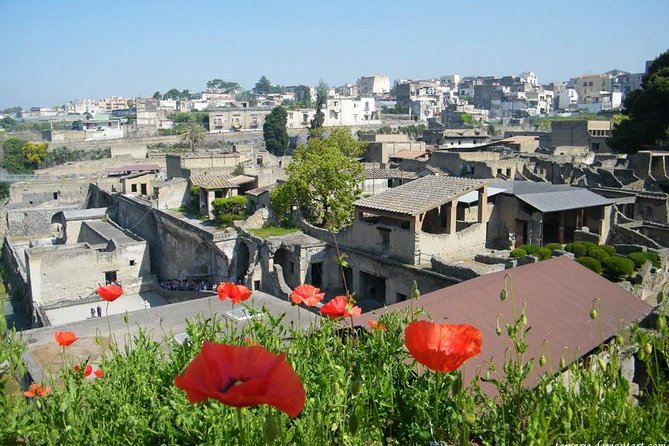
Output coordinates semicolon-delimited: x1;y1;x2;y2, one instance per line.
367;320;387;331
290;284;325;307
23;383;51;398
96;284;123;302
318;295;361;318
174;341;305;417
404;321;482;373
54;331;78;347
94;368;104;378
217;282;252;304
84;364;93;377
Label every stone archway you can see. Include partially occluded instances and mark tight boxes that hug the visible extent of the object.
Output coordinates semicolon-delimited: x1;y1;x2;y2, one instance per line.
273;248;299;289
236;242;251;281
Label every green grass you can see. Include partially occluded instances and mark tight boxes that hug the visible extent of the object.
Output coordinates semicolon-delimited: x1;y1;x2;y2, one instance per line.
249;225;301;238
0;295;667;445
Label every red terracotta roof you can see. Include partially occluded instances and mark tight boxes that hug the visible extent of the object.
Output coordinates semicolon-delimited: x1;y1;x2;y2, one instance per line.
356;257;651;391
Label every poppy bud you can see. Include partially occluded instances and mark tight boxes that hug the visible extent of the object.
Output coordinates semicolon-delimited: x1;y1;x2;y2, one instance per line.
559;357;566;369
350;379;362;396
657;316;666;331
124;312;129;324
521;313;527;325
347;413;359;436
410;281;420;300
495;318;502;337
463;412;476;425
500;289;507;302
566;407;573;420
593;382;600;395
175;415;182;427
643;343;652;355
263;414;279;445
590;309;598;320
539;355;546;367
598;358;606;370
638;350;645;361
451;371;463;396
657;291;665;304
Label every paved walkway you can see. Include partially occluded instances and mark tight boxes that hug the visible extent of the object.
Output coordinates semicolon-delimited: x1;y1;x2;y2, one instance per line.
44;291;168;326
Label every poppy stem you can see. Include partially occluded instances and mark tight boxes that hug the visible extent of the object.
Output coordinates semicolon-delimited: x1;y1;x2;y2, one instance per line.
236;407;246;446
106;301;113;347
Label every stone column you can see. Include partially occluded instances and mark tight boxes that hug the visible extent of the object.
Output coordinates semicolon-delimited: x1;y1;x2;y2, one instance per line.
558;212;565;244
477;187;488;223
448;200;458;234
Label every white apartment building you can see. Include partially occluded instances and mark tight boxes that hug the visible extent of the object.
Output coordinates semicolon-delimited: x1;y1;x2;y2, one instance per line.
324;98;379;126
65;99;100;115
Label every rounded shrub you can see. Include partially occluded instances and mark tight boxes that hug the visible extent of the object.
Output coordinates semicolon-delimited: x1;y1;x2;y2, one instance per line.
599;245;616;256
564;243;574;253
588;247;611;263
510;248;527;258
644;251;661;268
544;243;562;252
577;256;602;274
536;247;552;260
571;242;588;258
602;256;635;280
627;252;649;269
518;244;540;255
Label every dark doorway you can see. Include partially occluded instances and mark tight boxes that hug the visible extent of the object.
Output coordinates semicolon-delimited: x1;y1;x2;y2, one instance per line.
236;243;251;280
359;271;386;304
104;270;117;284
310;262;323;288
140;183;147;195
515;219;528;247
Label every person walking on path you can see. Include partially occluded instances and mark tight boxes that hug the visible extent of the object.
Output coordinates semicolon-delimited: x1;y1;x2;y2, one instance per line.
97;305;102;317
90;307;96;318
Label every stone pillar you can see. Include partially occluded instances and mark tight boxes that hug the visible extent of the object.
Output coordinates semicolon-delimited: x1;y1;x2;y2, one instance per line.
558;212;565;244
448;200;458;234
477;187;487;223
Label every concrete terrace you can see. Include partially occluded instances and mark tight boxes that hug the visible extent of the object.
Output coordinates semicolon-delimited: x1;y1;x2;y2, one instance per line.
22;291;314;384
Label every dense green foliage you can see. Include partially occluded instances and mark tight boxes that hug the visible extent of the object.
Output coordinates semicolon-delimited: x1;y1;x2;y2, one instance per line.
206;79;242;93
271;128;366;231
211;195;247;221
602;256;635;280
1;137;32;174
576;256;603;274
249;225;301;238
510;248;527;258
608;50;669;153
588;247;611;263
254;76;285;95
1;295;667;445
536;247;552;260
544;243;562;252
627;251;661;269
517;244;540;255
168;112;210;129
309;80;328;132
263;107;289;156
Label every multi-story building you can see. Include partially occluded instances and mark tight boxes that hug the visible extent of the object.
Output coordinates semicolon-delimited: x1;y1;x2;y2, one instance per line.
324;97;379;126
98;96;129;111
65;99;100;115
573;74;612;102
357;75;391;97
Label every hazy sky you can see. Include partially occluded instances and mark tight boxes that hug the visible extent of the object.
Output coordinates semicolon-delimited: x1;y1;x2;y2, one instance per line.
1;0;667;109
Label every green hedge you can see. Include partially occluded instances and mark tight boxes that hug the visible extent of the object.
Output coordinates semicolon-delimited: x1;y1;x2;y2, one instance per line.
518;244;540;255
602;256;635;280
577;256;603;274
510;248;527;258
588;247;611;263
212;196;247;220
536;247;552;260
544;243;562;251
627;251;661;269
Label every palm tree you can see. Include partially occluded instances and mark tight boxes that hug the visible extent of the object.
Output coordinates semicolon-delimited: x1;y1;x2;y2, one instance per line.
180;123;206;152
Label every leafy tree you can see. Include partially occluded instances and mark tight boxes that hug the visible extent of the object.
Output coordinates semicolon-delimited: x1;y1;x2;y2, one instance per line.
169;111;209;128
271;128;366;230
206;79;242;93
126;99;135;109
1;137;31;174
152;91;162;100
254;76;272;95
263;106;289;156
608;50;669;153
211;195;246;220
236;90;253;103
180;123;206;152
163;89;182;100
295;85;312;107
310;79;328;133
2;106;21;115
0;116;17;130
21;141;48;168
180;90;191;99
